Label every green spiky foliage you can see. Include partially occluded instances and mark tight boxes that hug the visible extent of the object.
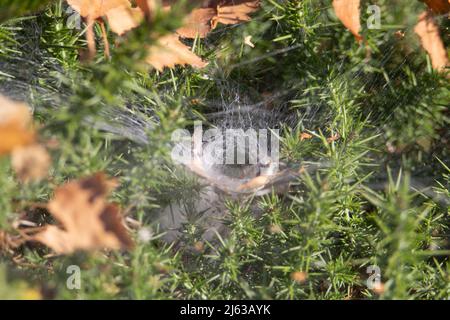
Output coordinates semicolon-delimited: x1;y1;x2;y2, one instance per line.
0;0;449;300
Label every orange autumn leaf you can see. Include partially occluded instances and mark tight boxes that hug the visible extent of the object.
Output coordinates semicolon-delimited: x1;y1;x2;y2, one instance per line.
146;34;208;70
211;0;260;29
332;0;362;41
300;132;313;141
33;173;133;254
0;95;35;155
106;6;144;35
177;7;216;38
67;0;128;18
422;0;450;14
137;1;213;39
176;0;260;39
67;0;143;35
414;10;449;71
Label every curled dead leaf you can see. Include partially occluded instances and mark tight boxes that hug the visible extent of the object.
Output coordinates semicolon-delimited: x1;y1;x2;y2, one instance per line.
211;0;261;29
414;10;449;71
300;132;313;141
33;173;133;254
106;6;144;35
67;0;259;68
175;0;260;38
68;0;143;58
177;7;216;38
211;0;260;29
146;34;208;70
332;0;362;41
67;0;143;35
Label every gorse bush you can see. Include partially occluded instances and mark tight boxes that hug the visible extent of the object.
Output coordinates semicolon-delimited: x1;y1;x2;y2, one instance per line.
0;0;448;300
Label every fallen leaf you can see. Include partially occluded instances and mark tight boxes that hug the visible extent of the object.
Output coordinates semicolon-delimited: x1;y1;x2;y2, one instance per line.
0;95;35;156
67;0;143;35
67;0;126;18
106;5;144;35
414;10;449;71
422;0;450;14
11;144;50;183
68;0;143;58
332;0;362;41
172;0;260;38
211;0;261;29
177;7;216;38
33;173;133;254
146;34;208;70
300;132;313;141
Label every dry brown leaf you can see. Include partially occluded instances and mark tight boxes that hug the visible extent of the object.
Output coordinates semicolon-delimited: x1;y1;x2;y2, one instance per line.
33;173;133;254
300;132;313;141
11;144;50;183
106;6;144;35
177;7;216;38
211;0;260;29
68;0;143;35
332;0;362;41
422;0;450;14
68;0;143;58
146;34;208;70
138;1;214;39
171;1;260;39
414;10;449;71
0;95;35;156
67;0;127;18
